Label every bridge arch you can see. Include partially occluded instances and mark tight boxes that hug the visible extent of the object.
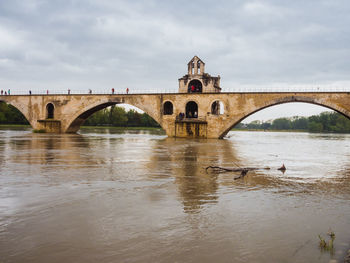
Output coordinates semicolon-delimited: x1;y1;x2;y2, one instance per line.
210;100;225;115
64;98;162;133
0;98;33;128
219;95;350;138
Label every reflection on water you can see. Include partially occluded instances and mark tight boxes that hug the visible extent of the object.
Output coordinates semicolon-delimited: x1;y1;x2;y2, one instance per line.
151;139;238;212
0;128;350;263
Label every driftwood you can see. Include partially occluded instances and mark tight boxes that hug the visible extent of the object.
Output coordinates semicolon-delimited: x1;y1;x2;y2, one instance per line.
206;164;286;180
205;166;271;173
206;166;271;180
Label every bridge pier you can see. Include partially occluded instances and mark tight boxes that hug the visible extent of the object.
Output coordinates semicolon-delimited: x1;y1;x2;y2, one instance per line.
37;120;61;133
175;119;208;138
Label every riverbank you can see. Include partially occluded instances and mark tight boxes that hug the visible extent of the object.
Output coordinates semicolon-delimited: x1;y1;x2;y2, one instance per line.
231;128;350;134
1;124;349;135
0;124;162;131
0;124;30;128
81;126;162;130
231;128;307;133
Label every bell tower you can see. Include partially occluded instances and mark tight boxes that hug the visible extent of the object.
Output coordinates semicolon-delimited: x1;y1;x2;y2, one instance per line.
188;55;205;75
179;56;221;93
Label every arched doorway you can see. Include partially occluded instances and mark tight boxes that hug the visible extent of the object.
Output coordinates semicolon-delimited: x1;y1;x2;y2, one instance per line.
46;103;54;119
163;101;173;115
188;79;202;93
186;101;198;118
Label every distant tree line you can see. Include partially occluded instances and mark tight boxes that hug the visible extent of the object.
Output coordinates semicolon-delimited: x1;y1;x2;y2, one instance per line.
83;106;160;127
236;112;350;133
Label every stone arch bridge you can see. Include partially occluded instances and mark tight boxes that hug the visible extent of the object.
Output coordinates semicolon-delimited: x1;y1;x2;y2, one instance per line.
1;92;350;138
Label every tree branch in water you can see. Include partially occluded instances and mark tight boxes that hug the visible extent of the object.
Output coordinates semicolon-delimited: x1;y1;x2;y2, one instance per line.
206;165;286;179
205;166;271;180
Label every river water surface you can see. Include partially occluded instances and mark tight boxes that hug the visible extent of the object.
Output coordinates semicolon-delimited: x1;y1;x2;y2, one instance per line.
0;127;350;263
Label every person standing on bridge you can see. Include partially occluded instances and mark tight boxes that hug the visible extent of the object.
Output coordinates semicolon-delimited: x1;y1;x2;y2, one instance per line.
89;89;92;94
8;89;10;95
68;89;71;95
29;90;32;95
46;90;49;95
1;90;3;95
126;87;129;94
112;88;115;94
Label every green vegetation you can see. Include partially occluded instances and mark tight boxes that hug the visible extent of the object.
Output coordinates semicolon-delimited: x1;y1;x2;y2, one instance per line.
33;129;46;133
318;230;335;254
236;112;350;133
0;124;30;127
0;102;29;124
82;105;160;127
81;126;161;130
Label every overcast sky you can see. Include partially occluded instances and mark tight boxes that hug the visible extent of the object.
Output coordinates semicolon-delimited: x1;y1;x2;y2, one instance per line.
1;0;350;120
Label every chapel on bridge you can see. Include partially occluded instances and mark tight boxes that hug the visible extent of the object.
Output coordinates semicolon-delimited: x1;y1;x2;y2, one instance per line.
178;56;221;93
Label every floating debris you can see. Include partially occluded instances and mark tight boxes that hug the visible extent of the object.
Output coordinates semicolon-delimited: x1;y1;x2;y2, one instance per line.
278;164;286;172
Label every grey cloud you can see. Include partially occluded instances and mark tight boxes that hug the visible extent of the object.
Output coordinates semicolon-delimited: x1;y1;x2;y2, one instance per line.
0;0;349;92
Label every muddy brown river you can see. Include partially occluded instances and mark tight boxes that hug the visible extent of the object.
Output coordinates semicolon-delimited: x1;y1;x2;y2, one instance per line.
0;127;350;263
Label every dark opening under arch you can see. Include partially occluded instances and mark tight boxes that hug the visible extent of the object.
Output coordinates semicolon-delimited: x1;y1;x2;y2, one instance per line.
163;101;173;115
220;99;350;139
46;103;54;119
186;101;198;118
66;102;163;133
211;100;224;115
188;79;202;93
0;101;29;125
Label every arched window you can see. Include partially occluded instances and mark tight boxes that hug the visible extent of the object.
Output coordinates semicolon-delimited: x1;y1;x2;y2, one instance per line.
163;101;173;115
46;103;54;119
188;79;202;93
211;101;224;115
186;101;198;118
